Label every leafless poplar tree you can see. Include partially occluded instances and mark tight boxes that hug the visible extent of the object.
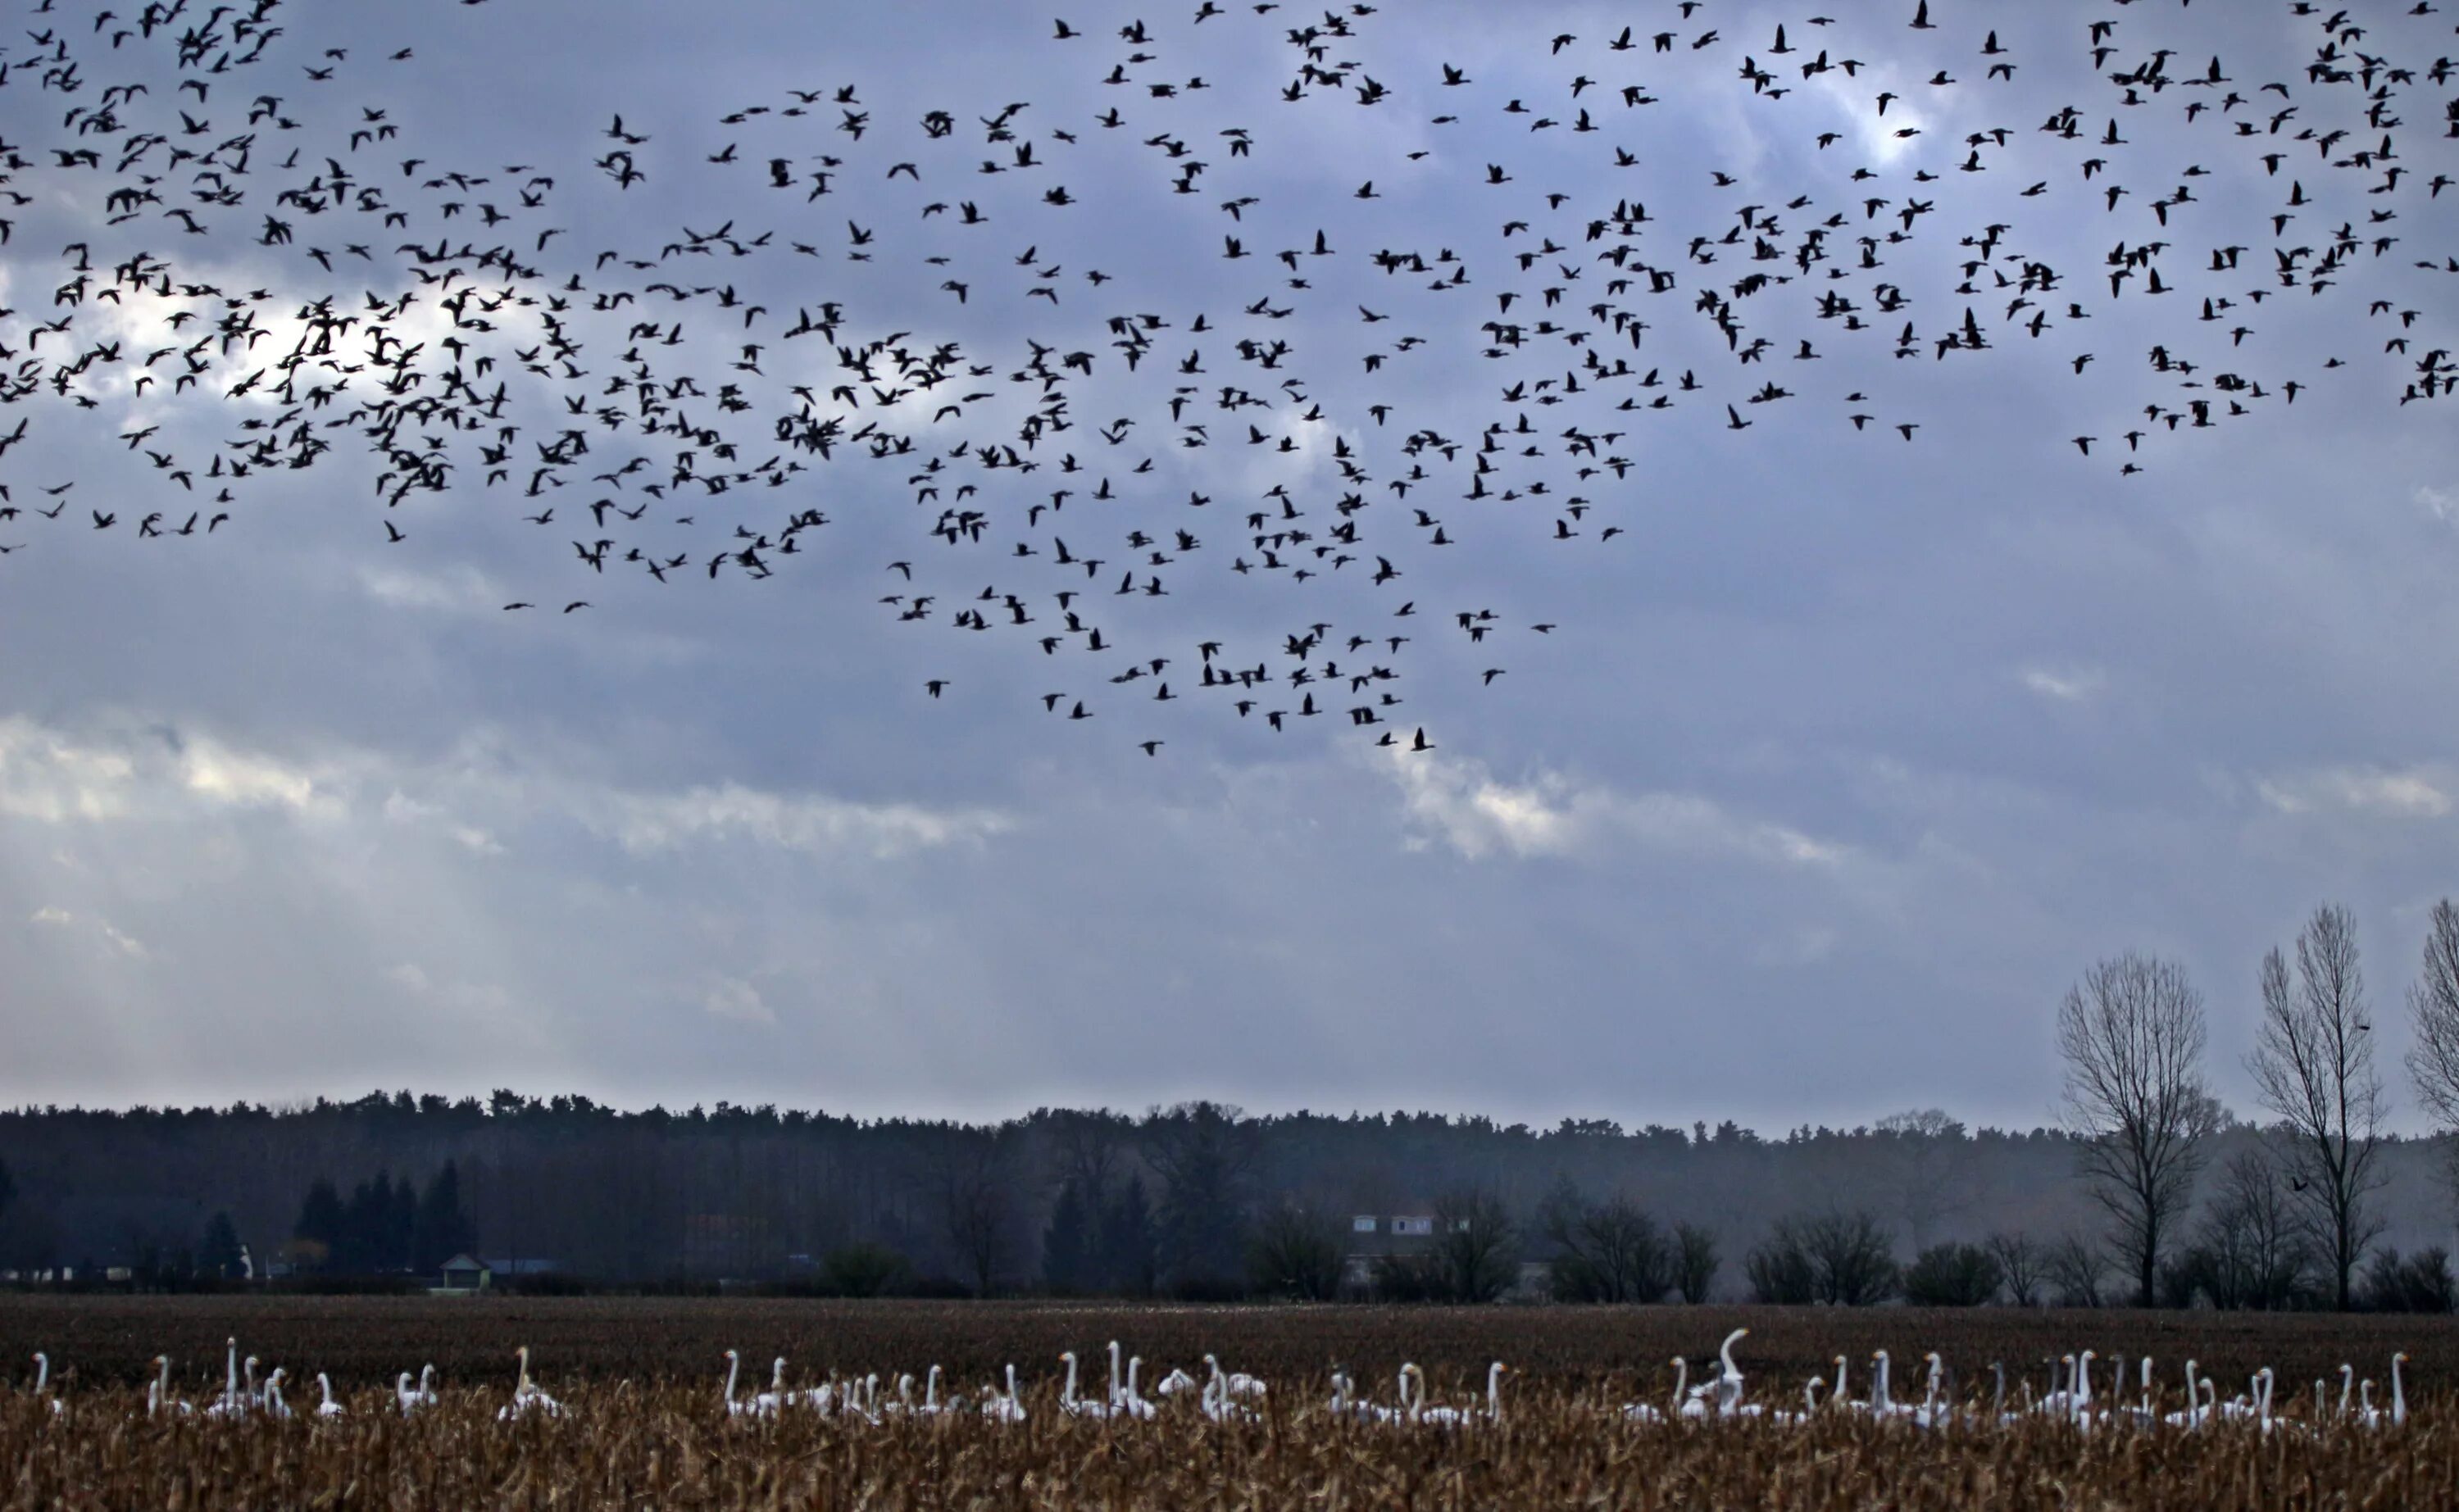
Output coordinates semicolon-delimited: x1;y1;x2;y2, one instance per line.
2056;951;2218;1306
2405;899;2459;1206
1875;1108;1972;1251
2250;903;2387;1310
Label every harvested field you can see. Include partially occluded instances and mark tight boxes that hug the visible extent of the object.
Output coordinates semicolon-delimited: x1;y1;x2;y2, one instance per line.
3;1298;2452;1509
0;1294;2443;1399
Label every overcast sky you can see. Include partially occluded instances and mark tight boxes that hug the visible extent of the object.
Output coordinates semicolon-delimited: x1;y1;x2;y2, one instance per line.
2;0;2456;1133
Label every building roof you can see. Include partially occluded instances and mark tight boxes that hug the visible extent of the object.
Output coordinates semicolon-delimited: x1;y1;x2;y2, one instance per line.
439;1253;488;1272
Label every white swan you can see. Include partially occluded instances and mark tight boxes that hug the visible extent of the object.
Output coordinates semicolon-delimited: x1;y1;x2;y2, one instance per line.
754;1358;789;1416
261;1369;293;1421
2337;1363;2356;1420
1157;1367;1198;1397
1711;1330;1757;1419
1677;1354;1712;1421
31;1353;64;1416
1203;1353;1266;1399
2163;1360;2204;1428
721;1350;754;1417
207;1340;249;1419
314;1374;346;1420
1907;1352;1952;1429
1768;1375;1823;1427
1059;1351;1110;1419
1619;1359;1674;1423
497;1346;562;1420
1409;1362;1505;1428
982;1364;1025;1423
1116;1358;1156;1420
2391;1352;2409;1428
1202;1367;1261;1423
150;1356;191;1419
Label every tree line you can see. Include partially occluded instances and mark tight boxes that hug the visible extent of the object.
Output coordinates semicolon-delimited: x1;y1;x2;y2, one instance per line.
1;901;2455;1310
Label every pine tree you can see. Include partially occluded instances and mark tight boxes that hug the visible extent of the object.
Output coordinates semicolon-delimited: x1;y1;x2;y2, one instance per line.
387;1172;420;1270
293;1178;344;1271
1042;1178;1089;1292
199;1211;243;1279
1100;1176;1158;1296
340;1178;384;1273
414;1161;475;1273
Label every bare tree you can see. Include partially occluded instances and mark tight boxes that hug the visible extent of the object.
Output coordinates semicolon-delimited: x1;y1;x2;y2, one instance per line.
1988;1232;2044;1307
2043;1232;2107;1308
2405;899;2459;1209
2249;904;2389;1310
2056;951;2220;1305
1875;1108;1973;1251
913;1123;1017;1296
2188;1145;2309;1310
1672;1223;1720;1305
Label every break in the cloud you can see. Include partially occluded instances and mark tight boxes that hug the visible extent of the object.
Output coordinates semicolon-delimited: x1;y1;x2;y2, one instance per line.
1386;748;1844;871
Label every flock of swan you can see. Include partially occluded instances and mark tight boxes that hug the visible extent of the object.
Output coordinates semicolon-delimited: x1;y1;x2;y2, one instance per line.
1612;1330;2411;1437
18;1333;2415;1434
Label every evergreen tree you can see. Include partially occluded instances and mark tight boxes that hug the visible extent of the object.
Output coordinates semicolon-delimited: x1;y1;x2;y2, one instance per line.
293;1178;344;1271
1041;1178;1090;1292
340;1177;385;1272
0;1157;14;1225
387;1172;420;1269
1100;1176;1158;1296
414;1161;476;1273
199;1211;243;1278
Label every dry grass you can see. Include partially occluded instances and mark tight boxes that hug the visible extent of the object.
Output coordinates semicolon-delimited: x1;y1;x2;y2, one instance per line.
3;1298;2452;1508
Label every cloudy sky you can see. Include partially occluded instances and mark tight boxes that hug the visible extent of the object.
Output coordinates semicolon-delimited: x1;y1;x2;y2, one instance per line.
2;0;2455;1133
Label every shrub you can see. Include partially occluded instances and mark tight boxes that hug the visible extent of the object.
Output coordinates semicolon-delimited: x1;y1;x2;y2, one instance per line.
1902;1242;2003;1307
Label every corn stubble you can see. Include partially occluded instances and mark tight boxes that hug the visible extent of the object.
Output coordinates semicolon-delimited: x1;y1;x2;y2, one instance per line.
5;1386;2452;1511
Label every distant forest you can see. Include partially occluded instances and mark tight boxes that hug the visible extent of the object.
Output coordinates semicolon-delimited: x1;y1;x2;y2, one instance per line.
0;1092;2449;1310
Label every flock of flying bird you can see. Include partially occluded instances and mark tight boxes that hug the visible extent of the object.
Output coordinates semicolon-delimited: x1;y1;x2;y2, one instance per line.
18;1333;2418;1433
0;0;2453;756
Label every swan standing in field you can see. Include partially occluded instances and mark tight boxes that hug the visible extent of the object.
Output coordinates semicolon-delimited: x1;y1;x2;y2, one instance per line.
1203;1353;1266;1400
754;1358;789;1416
1202;1369;1260;1423
2162;1361;2203;1428
1772;1376;1823;1427
498;1346;562;1420
1863;1351;1901;1419
30;1353;64;1416
1677;1354;1716;1421
1058;1351;1110;1419
207;1341;249;1419
720;1350;756;1417
313;1374;346;1420
1907;1353;1952;1430
261;1369;293;1421
2390;1353;2409;1428
1156;1367;1198;1398
2336;1363;2356;1421
982;1364;1025;1423
149;1356;192;1418
1116;1358;1156;1420
1619;1360;1675;1423
2355;1379;2384;1429
1407;1362;1506;1428
1710;1330;1757;1419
